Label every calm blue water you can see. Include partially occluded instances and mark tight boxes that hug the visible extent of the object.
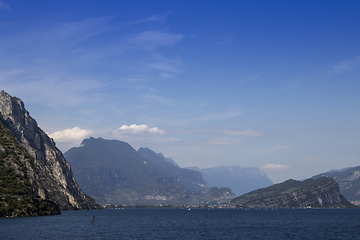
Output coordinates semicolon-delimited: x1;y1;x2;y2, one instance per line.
1;208;360;239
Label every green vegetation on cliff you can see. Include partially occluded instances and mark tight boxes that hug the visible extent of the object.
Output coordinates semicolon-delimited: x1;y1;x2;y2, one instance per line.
0;120;60;217
0;90;101;216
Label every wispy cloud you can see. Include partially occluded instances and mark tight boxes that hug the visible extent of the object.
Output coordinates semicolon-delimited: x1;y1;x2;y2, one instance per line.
180;128;264;137
202;137;244;145
330;57;360;74
262;164;291;171
128;30;183;51
0;14;184;108
126;13;171;26
238;74;261;83
200;109;243;121
146;55;182;73
0;0;10;10
1;76;104;107
141;93;176;106
247;145;291;156
215;34;232;45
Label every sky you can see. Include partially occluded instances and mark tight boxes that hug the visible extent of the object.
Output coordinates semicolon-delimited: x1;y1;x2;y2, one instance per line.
0;0;359;183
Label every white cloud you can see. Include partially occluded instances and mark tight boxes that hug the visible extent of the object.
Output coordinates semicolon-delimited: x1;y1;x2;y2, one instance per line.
262;164;291;171
115;124;166;135
49;127;94;142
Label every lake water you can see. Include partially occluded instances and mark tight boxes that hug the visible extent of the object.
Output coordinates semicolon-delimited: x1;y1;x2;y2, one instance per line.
1;208;360;239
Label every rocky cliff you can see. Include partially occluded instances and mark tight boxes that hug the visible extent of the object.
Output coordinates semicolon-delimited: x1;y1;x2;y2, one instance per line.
313;166;360;205
0;90;99;213
230;177;354;208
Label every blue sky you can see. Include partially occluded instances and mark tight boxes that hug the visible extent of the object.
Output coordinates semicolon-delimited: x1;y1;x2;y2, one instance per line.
1;0;359;183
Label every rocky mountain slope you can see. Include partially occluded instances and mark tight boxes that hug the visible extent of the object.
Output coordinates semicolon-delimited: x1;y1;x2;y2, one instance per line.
64;137;235;205
230;177;354;208
312;166;360;205
189;166;273;196
0;90;99;216
137;147;208;193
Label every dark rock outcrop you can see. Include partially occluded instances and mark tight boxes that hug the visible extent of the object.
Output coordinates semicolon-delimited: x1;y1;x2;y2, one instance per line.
0;90;99;213
230;177;355;208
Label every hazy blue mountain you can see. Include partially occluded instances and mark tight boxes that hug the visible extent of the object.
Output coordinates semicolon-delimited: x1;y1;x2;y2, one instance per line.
189;166;273;196
312;166;360;205
64;138;235;205
230;177;354;208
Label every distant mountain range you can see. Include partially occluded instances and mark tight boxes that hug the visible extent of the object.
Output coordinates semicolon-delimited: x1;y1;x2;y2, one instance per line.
2;90;358;215
312;166;360;205
188;166;273;196
230;177;355;208
64;137;236;205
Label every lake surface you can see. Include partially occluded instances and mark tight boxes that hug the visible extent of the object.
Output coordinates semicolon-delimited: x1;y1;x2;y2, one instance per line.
1;208;360;239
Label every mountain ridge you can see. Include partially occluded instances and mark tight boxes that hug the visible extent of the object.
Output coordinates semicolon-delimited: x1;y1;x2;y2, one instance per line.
230;176;355;208
64;137;236;205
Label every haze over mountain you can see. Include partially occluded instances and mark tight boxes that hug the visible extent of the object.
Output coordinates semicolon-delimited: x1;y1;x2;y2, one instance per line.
189;166;273;196
64;137;235;205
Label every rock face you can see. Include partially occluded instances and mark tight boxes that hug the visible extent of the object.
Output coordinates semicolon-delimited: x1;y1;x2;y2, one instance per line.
312;166;360;205
0;90;99;211
189;166;273;196
64;137;236;205
230;177;354;208
137;147;208;193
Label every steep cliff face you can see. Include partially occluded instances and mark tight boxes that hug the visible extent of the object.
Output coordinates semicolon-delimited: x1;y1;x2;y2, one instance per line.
0;90;99;210
231;177;354;208
313;166;360;205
